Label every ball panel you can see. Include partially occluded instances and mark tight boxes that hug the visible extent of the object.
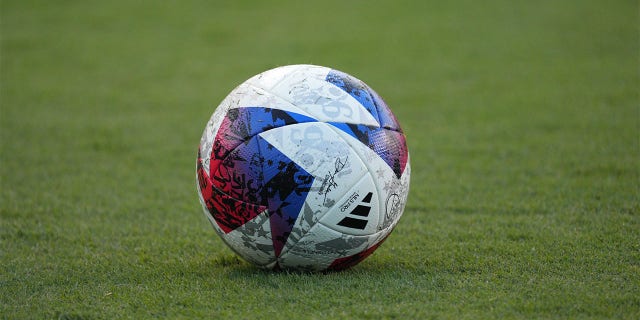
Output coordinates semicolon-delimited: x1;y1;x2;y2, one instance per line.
326;232;391;271
257;134;315;257
278;223;369;271
319;173;380;236
368;88;402;132
196;151;268;234
325;69;382;125
322;67;403;132
221;210;275;266
367;128;409;179
210;135;265;205
280;201;321;260
268;66;380;126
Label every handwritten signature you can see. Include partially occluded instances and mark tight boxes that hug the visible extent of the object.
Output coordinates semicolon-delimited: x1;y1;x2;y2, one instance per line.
318;156;348;205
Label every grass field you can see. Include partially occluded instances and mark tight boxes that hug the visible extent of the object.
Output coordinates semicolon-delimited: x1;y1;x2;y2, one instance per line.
1;0;638;318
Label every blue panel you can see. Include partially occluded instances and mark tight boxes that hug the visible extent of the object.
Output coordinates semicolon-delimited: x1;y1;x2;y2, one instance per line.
257;135;315;257
325;70;381;125
224;107;317;141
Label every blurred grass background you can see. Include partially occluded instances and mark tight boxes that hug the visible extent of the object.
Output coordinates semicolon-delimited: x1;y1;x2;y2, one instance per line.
1;0;638;318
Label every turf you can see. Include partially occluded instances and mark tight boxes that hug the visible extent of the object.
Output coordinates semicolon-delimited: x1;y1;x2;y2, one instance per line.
1;0;638;318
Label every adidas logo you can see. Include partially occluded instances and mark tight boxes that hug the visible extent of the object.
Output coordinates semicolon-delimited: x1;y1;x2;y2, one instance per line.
337;192;373;230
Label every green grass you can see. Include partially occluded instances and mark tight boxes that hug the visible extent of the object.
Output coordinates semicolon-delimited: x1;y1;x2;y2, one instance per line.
1;0;638;318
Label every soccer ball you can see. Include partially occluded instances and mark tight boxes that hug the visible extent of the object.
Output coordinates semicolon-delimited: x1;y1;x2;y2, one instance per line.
196;65;410;271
